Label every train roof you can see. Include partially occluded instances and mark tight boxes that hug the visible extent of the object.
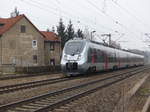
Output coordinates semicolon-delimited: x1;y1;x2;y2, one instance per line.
67;38;144;57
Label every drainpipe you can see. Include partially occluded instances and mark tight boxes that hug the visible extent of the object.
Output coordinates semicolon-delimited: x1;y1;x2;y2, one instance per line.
0;35;2;64
0;35;2;74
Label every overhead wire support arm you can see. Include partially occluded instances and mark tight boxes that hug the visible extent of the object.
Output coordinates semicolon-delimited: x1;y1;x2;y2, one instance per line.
111;0;150;30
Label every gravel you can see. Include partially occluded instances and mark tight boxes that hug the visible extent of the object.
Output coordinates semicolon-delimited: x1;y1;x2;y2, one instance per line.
0;73;63;86
0;68;135;105
127;73;150;112
0;67;148;112
51;70;150;112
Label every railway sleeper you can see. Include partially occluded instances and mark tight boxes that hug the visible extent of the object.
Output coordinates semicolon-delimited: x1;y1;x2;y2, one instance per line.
34;102;49;106
1;67;148;112
21;105;38;109
11;107;30;111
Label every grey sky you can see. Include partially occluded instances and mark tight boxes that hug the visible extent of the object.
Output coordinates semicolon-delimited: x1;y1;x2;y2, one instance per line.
0;0;150;51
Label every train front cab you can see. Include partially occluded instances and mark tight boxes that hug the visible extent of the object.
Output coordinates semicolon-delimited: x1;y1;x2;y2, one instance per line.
61;39;87;76
62;61;87;76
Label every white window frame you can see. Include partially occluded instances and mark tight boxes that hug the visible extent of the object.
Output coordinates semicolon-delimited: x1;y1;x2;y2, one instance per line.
32;40;37;48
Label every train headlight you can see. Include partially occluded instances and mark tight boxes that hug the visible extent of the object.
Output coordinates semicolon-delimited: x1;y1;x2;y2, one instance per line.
77;55;81;60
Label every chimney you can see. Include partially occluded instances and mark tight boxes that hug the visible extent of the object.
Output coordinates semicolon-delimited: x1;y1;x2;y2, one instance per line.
10;12;17;18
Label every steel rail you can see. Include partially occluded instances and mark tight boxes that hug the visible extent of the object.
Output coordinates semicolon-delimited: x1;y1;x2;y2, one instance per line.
0;72;60;80
0;77;72;94
0;66;144;94
0;66;148;112
34;67;149;112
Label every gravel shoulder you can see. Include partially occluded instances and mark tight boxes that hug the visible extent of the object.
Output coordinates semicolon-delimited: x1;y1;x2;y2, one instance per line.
0;68;137;106
126;73;150;112
51;69;150;112
0;72;111;105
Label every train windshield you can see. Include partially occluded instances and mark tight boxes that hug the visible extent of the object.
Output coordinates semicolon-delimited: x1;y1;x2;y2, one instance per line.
65;41;85;55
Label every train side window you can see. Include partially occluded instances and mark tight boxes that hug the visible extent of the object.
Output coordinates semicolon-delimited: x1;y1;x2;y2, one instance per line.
126;55;129;62
108;53;113;62
88;48;92;63
97;49;101;63
97;50;101;62
114;53;117;62
93;49;97;62
102;51;107;63
101;51;105;62
113;53;116;62
102;51;105;62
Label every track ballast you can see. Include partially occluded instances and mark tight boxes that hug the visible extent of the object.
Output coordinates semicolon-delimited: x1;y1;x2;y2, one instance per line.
0;66;148;112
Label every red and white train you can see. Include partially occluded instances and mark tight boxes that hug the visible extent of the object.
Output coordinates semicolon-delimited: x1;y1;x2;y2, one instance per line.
61;39;144;76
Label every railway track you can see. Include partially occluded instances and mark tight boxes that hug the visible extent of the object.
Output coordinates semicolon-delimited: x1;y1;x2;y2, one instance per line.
0;77;72;94
0;72;60;80
0;66;148;112
0;66;144;94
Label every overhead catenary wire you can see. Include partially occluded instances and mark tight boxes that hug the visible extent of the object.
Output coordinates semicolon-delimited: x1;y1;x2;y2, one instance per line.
30;0;117;32
111;0;150;30
21;0;118;33
22;0;57;15
86;0;146;41
71;0;119;32
30;0;72;17
21;0;103;33
84;1;128;33
71;1;126;38
110;0;150;44
108;0;144;34
86;0;120;26
85;0;134;37
95;0;150;35
53;0;115;32
20;0;143;45
21;1;80;24
3;0;148;50
67;0;127;42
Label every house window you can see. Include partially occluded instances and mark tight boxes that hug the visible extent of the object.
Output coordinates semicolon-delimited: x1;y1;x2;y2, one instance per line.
20;25;26;33
33;55;37;64
50;59;55;66
0;23;4;27
32;40;37;48
50;43;54;51
11;57;16;65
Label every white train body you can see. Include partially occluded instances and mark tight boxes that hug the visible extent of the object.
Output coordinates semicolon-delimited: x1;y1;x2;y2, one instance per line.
61;39;144;75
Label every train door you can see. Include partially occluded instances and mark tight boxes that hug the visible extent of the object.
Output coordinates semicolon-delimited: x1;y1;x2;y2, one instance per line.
92;50;95;64
87;48;92;63
117;52;120;68
103;52;108;70
92;49;98;64
126;54;130;67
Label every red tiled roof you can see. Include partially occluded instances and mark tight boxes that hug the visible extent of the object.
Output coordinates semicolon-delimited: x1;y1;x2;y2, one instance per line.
0;14;24;35
0;14;46;39
41;31;60;42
